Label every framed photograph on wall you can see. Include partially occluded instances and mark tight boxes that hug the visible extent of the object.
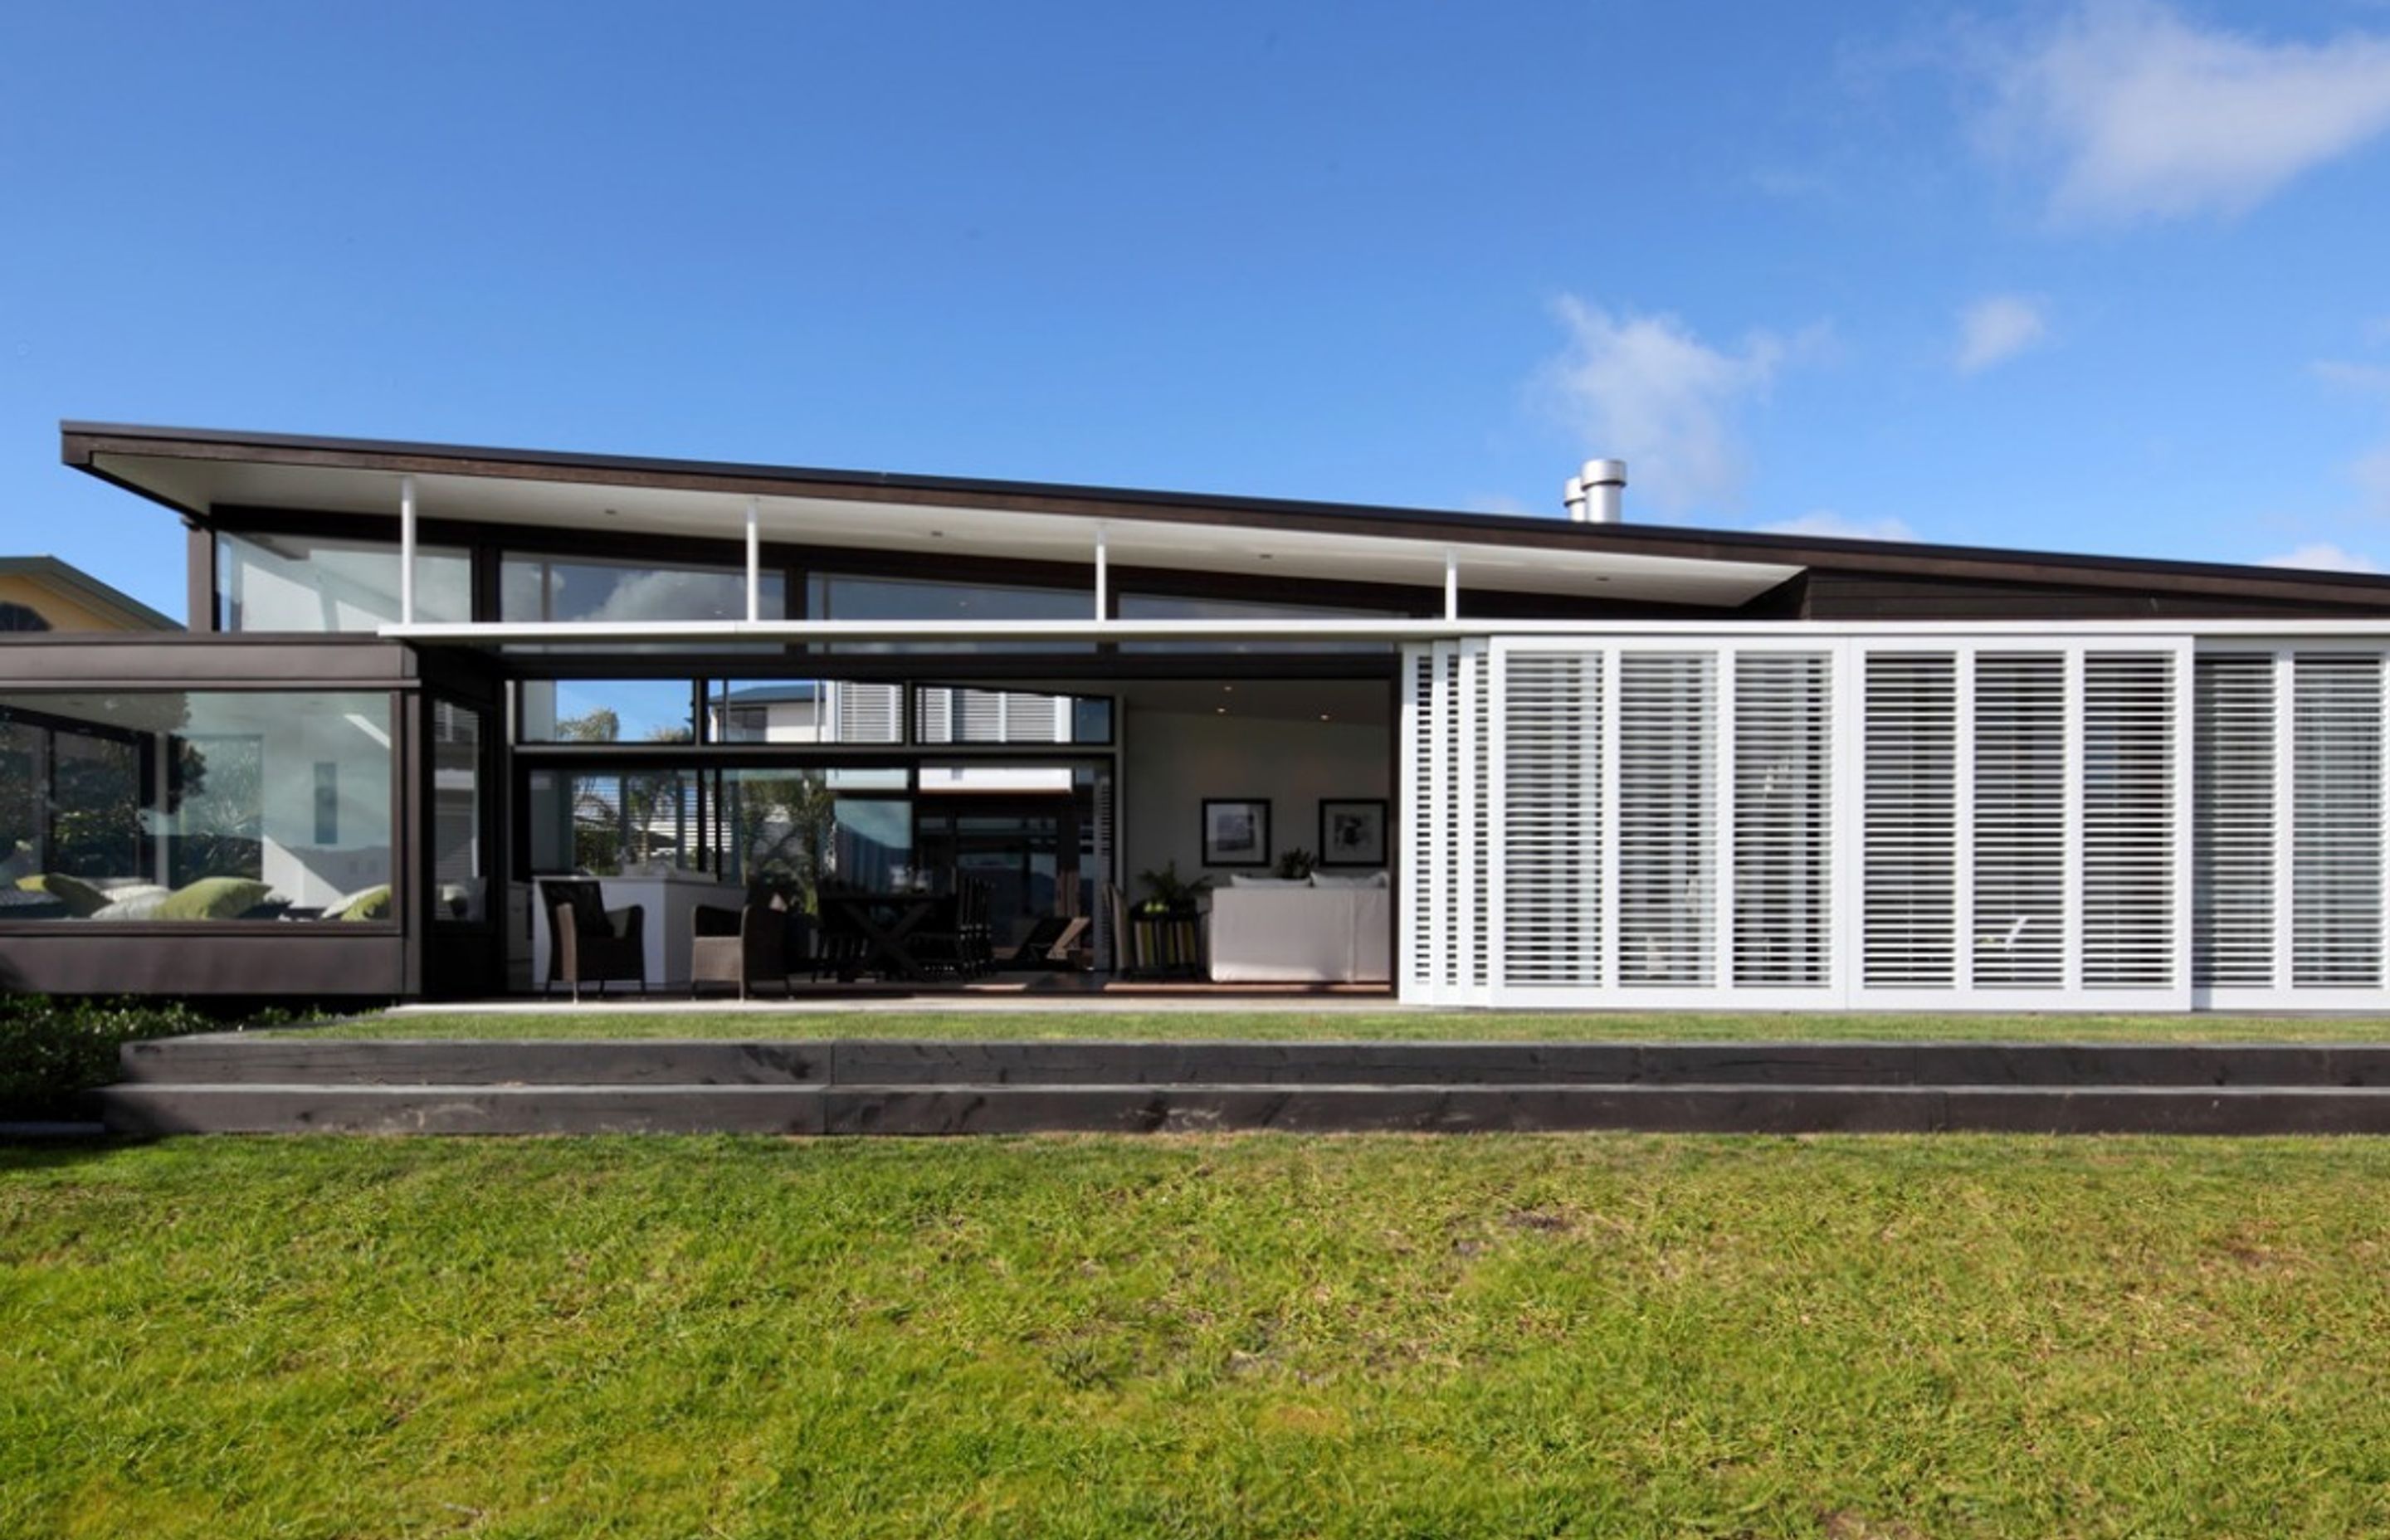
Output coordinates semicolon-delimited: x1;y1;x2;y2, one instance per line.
1200;797;1272;867
1318;798;1388;867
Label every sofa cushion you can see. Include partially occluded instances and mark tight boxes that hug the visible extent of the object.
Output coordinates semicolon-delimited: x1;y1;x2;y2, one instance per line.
334;884;393;922
157;876;277;921
17;871;109;917
1227;875;1308;889
89;885;175;922
1309;871;1387;889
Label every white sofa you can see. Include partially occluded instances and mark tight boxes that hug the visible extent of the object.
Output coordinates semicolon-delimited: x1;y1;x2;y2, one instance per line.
1207;878;1391;983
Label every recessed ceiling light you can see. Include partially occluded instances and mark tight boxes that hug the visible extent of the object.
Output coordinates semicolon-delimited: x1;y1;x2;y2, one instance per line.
1319;714;1332;721
602;507;621;517
929;530;946;539
1256;553;1274;561
1215;706;1227;714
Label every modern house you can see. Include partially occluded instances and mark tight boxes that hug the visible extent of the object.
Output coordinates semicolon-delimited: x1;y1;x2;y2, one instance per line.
4;420;2390;1011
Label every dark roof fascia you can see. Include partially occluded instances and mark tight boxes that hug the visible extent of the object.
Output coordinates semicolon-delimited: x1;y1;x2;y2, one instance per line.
58;420;2390;612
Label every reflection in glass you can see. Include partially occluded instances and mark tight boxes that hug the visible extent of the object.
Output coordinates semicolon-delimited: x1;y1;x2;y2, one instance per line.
1116;592;1393;653
518;680;696;743
432;701;485;922
0;691;393;921
501;555;784;624
219;534;471;631
808;573;1090;653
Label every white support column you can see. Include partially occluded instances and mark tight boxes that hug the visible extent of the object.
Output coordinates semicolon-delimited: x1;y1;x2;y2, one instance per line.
1444;548;1459;621
398;475;417;626
744;498;761;622
1094;524;1110;621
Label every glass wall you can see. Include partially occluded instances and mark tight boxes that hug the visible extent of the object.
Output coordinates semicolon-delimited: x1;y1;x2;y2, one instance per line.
219;534;471;631
1116;592;1395;652
0;690;395;921
431;700;485;923
808;573;1091;652
518;680;697;743
502;554;784;624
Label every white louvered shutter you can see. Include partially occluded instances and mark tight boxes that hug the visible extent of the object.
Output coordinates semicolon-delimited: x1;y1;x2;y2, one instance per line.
2080;651;2178;989
832;681;902;743
1501;651;1604;987
2193;653;2275;989
1617;651;1714;987
1863;652;1958;988
1971;652;2066;988
2291;653;2383;987
1731;651;1832;987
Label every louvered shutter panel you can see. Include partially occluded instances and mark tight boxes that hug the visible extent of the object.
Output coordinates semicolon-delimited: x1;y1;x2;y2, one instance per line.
1732;651;1832;987
961;689;1007;742
2291;653;2383;987
1972;652;2066;988
2193;654;2275;989
1617;652;1714;987
2080;652;2178;988
913;686;956;743
1467;650;1490;991
1863;653;1958;988
1501;651;1604;987
1402;646;1441;996
832;682;902;743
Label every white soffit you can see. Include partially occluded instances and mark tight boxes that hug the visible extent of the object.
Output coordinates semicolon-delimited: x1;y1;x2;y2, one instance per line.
92;451;1802;607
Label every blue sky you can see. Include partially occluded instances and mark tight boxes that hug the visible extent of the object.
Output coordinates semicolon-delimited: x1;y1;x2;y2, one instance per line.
4;0;2390;621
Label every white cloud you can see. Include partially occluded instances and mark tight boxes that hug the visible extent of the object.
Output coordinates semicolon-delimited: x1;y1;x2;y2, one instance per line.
1533;296;1823;517
2313;358;2390;394
1761;510;1919;543
2356;446;2390;518
2258;542;2383;573
1956;295;2051;373
1985;0;2390;222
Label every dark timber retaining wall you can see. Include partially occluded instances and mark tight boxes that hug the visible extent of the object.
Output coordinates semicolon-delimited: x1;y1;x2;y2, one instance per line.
86;1036;2390;1137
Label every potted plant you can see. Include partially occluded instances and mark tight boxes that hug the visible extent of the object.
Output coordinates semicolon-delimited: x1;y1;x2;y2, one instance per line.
1275;847;1317;880
1135;860;1212;918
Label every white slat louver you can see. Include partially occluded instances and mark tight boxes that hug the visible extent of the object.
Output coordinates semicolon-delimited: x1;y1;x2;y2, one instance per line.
1617;651;1715;987
2193;653;2275;989
2080;652;2177;988
1863;652;1958;987
1972;652;2066;988
1501;651;1604;987
2292;653;2383;987
1732;651;1832;987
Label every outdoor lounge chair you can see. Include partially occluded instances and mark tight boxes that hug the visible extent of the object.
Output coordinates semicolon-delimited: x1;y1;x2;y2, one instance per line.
690;899;801;1000
541;879;647;1001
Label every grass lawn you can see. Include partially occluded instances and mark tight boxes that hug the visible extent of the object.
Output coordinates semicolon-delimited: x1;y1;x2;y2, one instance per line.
293;1006;2390;1042
6;1133;2389;1538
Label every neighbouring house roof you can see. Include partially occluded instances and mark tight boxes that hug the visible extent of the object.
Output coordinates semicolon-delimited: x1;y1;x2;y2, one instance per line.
0;554;179;632
58;419;2390;617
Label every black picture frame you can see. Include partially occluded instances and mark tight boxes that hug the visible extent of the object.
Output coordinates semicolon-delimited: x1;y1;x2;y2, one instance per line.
1200;797;1271;867
1317;798;1388;867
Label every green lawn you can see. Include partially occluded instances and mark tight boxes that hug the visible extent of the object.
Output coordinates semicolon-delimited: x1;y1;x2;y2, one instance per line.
6;1134;2390;1538
294;1006;2390;1042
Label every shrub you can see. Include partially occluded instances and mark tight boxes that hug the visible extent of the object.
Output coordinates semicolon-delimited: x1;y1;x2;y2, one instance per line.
0;997;216;1116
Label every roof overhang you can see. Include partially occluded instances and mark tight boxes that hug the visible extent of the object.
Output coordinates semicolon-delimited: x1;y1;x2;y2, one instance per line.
63;422;1802;609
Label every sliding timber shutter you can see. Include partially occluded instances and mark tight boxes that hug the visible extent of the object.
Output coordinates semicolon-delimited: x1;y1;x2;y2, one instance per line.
1402;634;2227;1009
1971;653;2066;988
2292;654;2383;988
2192;654;2275;989
1862;654;1958;989
1500;651;1604;987
1617;653;1715;987
1733;652;1833;988
2080;652;2179;990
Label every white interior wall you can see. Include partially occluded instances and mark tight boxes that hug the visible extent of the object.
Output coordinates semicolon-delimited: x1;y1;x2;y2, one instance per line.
1121;691;1391;894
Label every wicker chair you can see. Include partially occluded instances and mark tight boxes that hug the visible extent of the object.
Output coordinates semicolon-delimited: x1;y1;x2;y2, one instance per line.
541;879;647;1001
690;901;795;1000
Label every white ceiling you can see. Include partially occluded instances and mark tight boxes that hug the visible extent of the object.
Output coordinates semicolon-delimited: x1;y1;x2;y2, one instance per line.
94;451;1802;608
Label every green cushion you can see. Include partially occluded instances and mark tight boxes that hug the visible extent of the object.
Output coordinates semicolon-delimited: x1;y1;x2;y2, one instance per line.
157;876;276;922
334;885;392;922
17;872;109;917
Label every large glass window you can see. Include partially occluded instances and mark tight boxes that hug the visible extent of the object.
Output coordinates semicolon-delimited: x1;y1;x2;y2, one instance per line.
526;767;705;877
218;534;471;631
709;680;900;744
518;680;696;744
431;700;485;923
808;573;1091;652
1116;592;1395;653
0;691;394;922
501;554;783;624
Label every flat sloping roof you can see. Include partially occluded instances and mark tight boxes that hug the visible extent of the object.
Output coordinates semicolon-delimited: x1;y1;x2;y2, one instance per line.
58;419;2390;612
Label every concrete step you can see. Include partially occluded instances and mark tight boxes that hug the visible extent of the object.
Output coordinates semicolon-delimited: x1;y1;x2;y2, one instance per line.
91;1080;2390;1138
119;1036;2390;1089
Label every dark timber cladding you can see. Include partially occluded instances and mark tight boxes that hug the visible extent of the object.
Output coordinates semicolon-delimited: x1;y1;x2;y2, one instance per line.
60;420;2390;620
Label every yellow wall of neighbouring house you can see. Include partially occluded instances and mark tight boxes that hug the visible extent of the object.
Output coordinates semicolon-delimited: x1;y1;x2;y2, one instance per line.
0;573;144;631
